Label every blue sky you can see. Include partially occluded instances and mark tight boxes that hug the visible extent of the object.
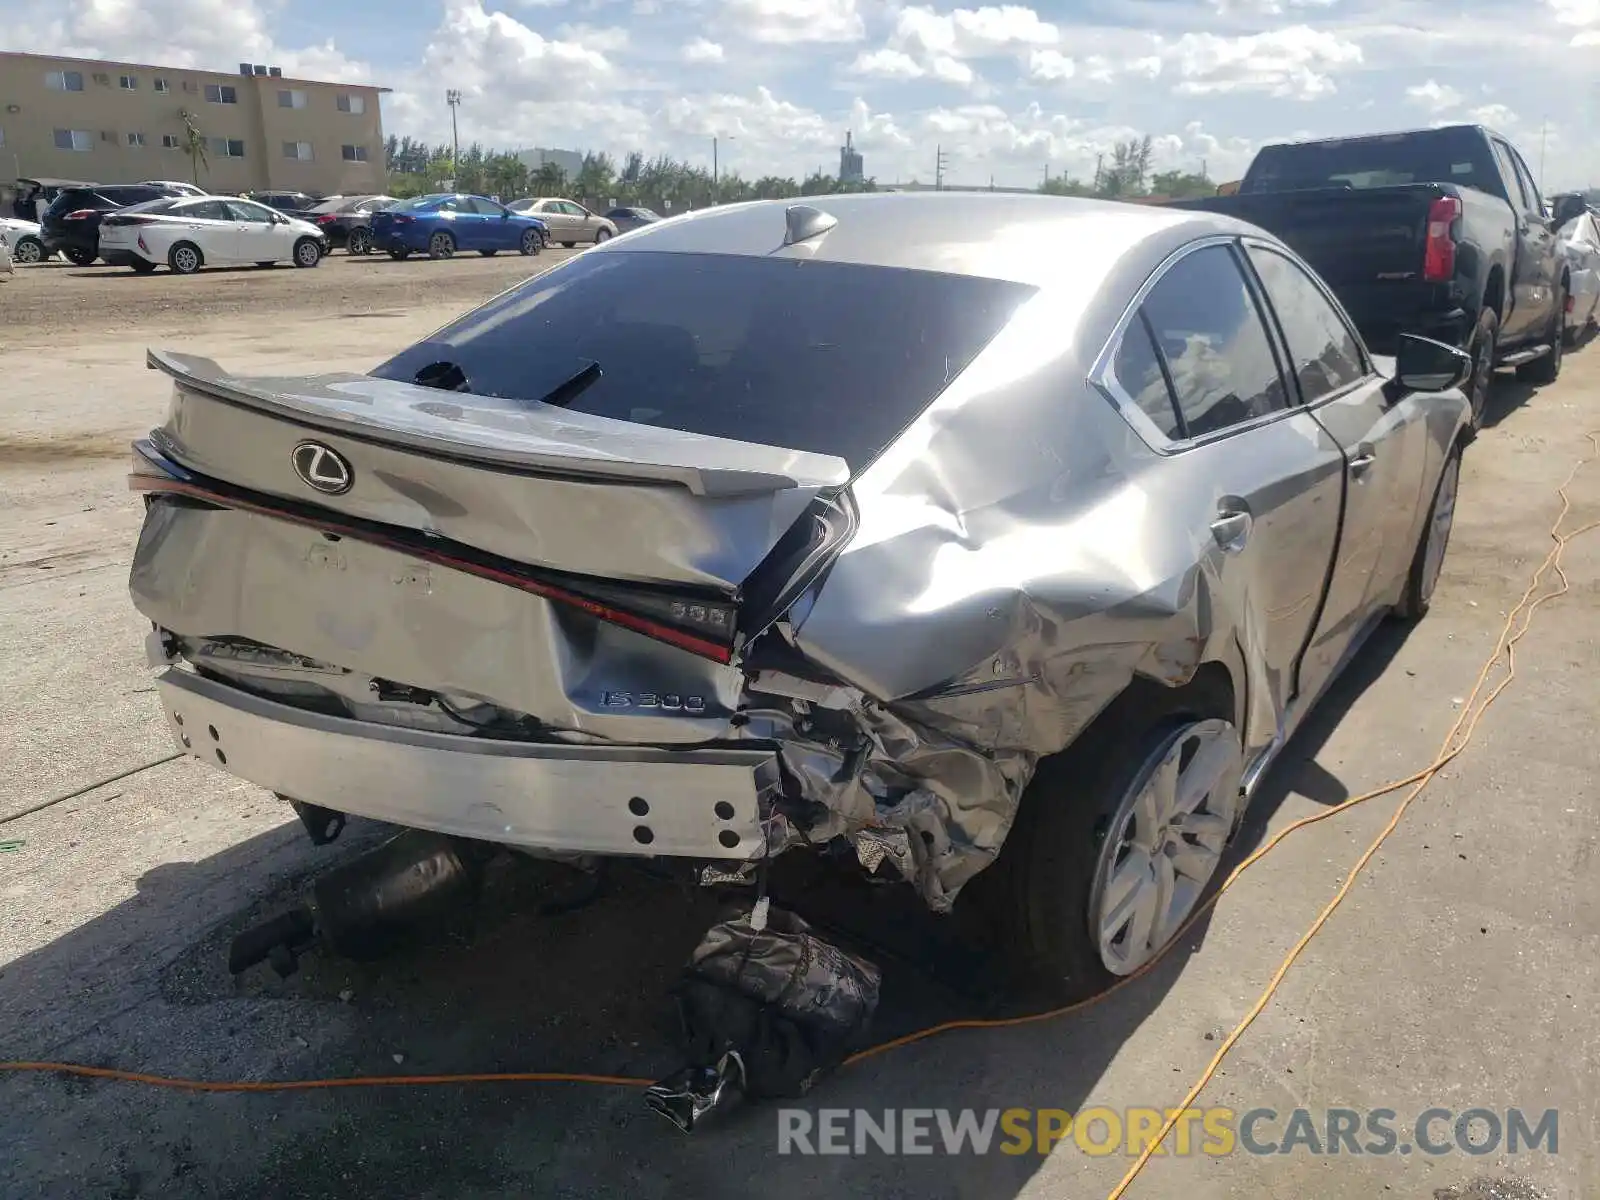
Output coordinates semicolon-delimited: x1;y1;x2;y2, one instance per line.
6;0;1598;188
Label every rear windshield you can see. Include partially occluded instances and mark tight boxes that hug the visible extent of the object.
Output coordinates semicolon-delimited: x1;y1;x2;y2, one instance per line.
371;250;1034;472
396;195;446;211
119;198;182;215
1242;128;1505;199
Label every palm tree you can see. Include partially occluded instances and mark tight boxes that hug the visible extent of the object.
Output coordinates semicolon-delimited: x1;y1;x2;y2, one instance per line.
533;162;567;197
179;110;208;185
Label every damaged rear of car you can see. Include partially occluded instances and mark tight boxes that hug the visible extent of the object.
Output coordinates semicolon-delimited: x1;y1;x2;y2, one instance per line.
128;194;1469;1006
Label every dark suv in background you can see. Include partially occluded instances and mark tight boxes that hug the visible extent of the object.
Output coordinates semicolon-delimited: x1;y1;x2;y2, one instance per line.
41;183;190;265
244;190;319;213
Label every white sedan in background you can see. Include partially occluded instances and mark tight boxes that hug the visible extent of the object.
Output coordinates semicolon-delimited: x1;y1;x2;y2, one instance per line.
0;216;46;265
98;196;327;275
1558;207;1600;345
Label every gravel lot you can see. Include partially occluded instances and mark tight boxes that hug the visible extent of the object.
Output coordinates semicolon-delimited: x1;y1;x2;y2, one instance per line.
1;258;1597;1200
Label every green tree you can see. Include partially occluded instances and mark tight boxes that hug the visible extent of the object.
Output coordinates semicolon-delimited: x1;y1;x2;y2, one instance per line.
178;110;208;186
1097;136;1154;198
1149;168;1216;199
574;152;617;205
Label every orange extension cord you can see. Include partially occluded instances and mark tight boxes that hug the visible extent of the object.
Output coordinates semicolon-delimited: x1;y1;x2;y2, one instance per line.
4;431;1597;1200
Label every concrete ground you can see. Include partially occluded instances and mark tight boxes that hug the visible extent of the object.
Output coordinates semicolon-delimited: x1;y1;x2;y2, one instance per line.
1;254;1597;1200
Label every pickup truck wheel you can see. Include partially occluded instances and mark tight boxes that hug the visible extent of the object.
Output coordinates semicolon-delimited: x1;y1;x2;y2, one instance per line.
1515;285;1565;386
1463;307;1498;435
1394;446;1461;621
965;677;1241;1002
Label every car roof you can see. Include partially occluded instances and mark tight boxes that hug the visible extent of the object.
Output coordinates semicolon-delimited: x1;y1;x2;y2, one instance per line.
598;192;1259;288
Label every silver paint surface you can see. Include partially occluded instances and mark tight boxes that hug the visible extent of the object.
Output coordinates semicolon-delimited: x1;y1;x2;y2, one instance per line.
127;193;1471;911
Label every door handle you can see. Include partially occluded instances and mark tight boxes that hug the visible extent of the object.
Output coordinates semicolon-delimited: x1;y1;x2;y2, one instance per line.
1348;445;1377;478
1210;508;1253;553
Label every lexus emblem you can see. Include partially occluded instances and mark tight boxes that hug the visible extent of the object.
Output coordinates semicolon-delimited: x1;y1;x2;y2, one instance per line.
290;441;354;495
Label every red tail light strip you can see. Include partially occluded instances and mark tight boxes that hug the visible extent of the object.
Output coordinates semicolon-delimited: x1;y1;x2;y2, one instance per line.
129;474;735;663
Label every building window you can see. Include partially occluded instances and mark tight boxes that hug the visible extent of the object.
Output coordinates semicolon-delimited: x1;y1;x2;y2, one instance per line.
126;132;147;148
46;70;86;92
277;89;308;109
162;134;182;149
153;77;170;93
203;84;238;105
335;94;366;115
208;137;246;158
53;129;93;152
283;141;314;161
341;144;369;162
119;74;138;90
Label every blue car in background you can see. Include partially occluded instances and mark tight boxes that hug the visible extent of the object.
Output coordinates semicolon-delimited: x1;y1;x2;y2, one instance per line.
370;193;549;260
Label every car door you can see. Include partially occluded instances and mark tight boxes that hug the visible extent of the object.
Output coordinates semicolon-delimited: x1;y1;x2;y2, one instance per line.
1242;238;1431;702
1492;137;1559;343
536;200;571;242
175;199;241;262
565;201;599;242
467;197;512;248
224;199;286;262
1104;241;1346;747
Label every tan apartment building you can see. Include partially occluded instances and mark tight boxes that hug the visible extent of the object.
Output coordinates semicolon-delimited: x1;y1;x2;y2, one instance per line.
0;51;389;197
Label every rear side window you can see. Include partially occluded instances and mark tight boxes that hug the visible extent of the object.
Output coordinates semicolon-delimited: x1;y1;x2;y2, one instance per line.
1112;315;1184;440
101;186;165;206
1132;245;1288;440
371;250;1035;471
1245;246;1368;402
184;201;233;221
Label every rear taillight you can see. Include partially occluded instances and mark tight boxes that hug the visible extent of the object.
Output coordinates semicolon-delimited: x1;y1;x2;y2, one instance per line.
1422;195;1461;282
315;214;338;224
63;209;99;221
105;214;158;227
391;214;412;224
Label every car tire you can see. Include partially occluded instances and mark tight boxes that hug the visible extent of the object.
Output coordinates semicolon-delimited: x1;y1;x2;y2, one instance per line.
64;247;97;266
1515;286;1565;385
478;249;497;257
347;228;372;256
292;238;322;269
594;228;611;243
561;241;575;248
428;231;456;260
519;229;541;256
1394;446;1461;622
1462;306;1498;437
168;242;203;275
12;236;44;265
130;259;158;274
255;261;275;268
962;675;1242;1002
388;248;410;261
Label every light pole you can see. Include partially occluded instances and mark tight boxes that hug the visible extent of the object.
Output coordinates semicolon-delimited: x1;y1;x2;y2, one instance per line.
446;89;462;182
712;134;734;202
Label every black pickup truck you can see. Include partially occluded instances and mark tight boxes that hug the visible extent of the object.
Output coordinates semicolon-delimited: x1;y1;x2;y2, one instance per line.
1171;125;1587;429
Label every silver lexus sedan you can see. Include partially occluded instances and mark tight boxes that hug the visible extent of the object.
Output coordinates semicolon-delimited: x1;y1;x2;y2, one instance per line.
128;193;1471;998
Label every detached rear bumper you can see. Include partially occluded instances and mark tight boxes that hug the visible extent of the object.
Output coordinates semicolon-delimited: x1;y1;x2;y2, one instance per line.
155;668;778;861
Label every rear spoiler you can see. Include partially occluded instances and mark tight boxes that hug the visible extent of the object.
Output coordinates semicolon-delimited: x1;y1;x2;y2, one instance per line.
145;348;850;498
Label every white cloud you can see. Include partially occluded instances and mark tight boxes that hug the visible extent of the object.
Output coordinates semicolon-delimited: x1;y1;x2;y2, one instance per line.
1406;79;1463;112
892;4;1060;57
1169;26;1363;98
1027;49;1075;80
1208;0;1337;14
1547;0;1599;23
682;37;725;63
556;24;630;53
1468;102;1518;127
518;0;569;6
851;48;929;80
721;0;865;44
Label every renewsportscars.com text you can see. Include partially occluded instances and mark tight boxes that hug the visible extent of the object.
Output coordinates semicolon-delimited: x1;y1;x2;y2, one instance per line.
776;1107;1559;1158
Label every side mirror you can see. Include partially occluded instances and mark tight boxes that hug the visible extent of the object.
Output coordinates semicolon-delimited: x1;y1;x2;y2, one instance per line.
1395;333;1473;393
1552;194;1587;229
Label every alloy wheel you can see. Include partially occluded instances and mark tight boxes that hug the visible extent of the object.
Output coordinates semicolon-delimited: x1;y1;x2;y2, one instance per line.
1089;719;1243;976
12;238;42;265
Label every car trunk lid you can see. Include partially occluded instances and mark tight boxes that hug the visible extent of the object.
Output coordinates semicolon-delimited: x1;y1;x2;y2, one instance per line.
139;350;851;663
